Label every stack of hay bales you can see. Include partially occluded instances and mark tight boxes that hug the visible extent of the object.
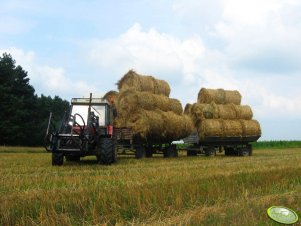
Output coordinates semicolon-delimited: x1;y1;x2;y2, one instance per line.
185;88;261;140
114;70;193;142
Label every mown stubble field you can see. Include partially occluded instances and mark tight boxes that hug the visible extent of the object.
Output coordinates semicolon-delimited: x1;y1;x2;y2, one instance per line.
0;147;300;226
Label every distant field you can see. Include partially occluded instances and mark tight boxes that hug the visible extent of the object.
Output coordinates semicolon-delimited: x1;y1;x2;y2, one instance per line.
0;145;301;225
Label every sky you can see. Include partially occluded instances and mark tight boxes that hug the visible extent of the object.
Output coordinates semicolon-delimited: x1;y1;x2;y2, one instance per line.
1;0;301;140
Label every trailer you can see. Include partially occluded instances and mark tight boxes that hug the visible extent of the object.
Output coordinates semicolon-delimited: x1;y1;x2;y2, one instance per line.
115;127;178;158
183;130;260;157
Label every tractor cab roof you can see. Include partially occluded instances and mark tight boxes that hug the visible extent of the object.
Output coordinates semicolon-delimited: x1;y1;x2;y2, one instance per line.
71;98;109;105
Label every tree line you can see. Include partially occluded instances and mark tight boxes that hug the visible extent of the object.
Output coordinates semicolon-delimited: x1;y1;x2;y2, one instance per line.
0;53;69;146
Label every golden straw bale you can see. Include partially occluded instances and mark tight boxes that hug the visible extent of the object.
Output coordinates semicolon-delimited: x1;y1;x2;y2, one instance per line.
184;103;192;115
117;70;170;96
116;90;183;115
190;103;216;125
197;88;241;105
234;105;253;120
222;120;243;137
116;109;193;141
103;90;118;105
197;119;223;139
189;103;253;121
240;120;261;136
215;103;237;119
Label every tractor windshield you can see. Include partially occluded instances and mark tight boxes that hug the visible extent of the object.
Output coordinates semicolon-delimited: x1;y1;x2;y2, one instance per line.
71;105;106;126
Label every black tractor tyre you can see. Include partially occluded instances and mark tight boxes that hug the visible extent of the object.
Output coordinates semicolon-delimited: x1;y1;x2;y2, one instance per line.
205;147;216;157
65;155;80;162
164;145;178;158
97;137;115;165
52;152;64;166
135;145;146;159
187;149;198;156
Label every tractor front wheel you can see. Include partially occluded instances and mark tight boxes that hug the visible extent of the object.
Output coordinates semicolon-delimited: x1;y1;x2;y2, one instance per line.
52;152;64;166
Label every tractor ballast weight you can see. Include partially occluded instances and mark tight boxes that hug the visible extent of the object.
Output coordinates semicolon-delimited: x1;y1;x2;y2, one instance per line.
45;93;117;166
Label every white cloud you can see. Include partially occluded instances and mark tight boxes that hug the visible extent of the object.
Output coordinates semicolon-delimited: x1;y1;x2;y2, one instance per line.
87;23;205;84
84;22;301;122
0;47;96;99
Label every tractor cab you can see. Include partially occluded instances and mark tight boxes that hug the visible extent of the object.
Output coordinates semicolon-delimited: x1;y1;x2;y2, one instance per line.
45;93;117;166
68;97;113;136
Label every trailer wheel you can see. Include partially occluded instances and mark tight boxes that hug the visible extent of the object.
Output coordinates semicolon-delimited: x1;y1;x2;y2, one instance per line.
146;148;153;158
247;144;253;156
239;146;250;157
205;147;216;157
52;152;64;166
164;145;178;158
65;155;80;162
187;150;198;156
97;137;115;164
224;147;234;156
135;145;146;159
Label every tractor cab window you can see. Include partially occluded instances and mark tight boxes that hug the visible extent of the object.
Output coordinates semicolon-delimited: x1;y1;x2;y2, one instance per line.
71;105;106;126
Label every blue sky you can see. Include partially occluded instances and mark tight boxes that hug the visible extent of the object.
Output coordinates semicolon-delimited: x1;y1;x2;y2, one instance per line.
1;0;301;140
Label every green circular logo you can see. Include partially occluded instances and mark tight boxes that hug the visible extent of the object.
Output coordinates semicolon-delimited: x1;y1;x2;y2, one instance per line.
267;206;299;224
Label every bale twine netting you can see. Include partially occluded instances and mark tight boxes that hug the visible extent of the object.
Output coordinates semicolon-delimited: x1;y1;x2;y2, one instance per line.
116;90;183;115
189;103;253;123
103;90;118;105
197;119;261;139
198;88;242;105
117;70;171;97
115;109;193;142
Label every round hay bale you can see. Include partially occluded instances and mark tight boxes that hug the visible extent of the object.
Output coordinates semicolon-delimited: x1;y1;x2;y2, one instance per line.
103;90;118;105
116;90;183;115
197;88;241;105
234;105;253;120
117;70;171;96
240;120;261;136
184;103;192;115
222;120;243;137
190;103;217;125
216;103;237;119
197;119;223;139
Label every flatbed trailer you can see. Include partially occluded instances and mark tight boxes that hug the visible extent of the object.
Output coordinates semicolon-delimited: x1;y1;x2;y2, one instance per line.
115;127;178;158
183;130;260;156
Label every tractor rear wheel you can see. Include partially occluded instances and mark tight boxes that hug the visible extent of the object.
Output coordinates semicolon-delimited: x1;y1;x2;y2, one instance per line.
97;137;115;165
52;152;64;166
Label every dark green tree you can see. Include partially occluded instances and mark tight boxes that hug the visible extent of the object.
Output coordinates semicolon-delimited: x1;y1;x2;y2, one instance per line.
0;53;36;145
0;53;69;146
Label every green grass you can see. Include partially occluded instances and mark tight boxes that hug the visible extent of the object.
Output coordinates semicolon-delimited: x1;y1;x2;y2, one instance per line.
0;147;301;225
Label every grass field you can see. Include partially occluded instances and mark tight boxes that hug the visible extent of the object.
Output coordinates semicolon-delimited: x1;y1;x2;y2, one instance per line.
0;145;301;225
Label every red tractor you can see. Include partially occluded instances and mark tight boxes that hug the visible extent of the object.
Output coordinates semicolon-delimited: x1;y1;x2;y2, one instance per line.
45;94;117;166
